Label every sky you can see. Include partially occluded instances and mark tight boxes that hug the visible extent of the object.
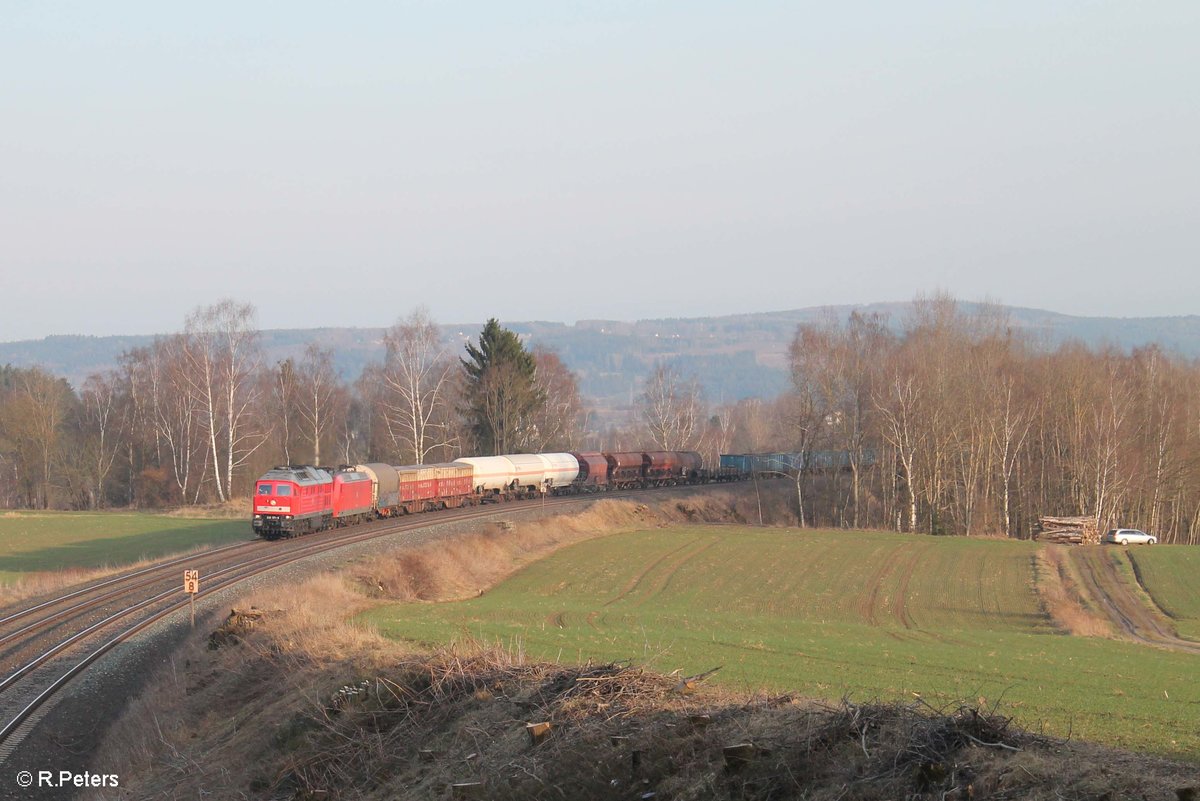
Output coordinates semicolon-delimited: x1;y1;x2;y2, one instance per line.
2;2;1198;341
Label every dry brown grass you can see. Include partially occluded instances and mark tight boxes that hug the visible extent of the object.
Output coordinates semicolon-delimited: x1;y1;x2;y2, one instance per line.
163;498;247;519
236;573;393;661
87;572;406;800
0;542;228;610
88;632;1200;801
1035;546;1113;637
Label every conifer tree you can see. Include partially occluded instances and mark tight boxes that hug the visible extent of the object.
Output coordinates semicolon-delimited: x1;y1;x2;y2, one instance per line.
461;319;542;455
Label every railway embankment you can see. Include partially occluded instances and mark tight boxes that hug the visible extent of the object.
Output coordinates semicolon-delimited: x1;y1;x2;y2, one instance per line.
75;487;1200;800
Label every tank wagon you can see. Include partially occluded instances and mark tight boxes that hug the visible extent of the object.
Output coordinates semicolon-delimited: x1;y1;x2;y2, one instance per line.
252;448;744;539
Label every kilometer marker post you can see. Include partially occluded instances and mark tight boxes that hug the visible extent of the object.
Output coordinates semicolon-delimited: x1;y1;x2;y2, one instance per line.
183;569;200;627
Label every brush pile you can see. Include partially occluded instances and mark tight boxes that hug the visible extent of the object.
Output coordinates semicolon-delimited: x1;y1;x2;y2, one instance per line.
246;651;1192;801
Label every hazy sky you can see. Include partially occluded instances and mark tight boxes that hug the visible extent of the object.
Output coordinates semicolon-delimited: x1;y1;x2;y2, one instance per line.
2;2;1197;340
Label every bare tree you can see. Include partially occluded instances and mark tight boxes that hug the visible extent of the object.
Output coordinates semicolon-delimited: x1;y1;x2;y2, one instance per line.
988;372;1033;537
141;336;208;505
639;363;703;451
273;358;299;465
183;300;267;502
80;371;127;508
294;343;340;465
377;307;457;464
0;368;72;508
876;370;922;533
530;348;584;451
730;398;773;453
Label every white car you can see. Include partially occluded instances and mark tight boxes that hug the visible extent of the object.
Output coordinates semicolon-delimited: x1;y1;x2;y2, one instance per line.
1103;528;1157;545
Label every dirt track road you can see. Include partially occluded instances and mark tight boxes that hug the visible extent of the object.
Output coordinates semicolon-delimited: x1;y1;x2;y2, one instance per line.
1069;545;1200;654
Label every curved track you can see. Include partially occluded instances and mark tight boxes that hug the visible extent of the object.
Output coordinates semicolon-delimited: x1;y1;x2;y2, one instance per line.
1069;545;1200;654
0;492;629;759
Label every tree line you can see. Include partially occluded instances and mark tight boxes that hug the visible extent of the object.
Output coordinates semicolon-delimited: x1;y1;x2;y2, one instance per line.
778;296;1200;544
2;296;1199;544
0;296;725;512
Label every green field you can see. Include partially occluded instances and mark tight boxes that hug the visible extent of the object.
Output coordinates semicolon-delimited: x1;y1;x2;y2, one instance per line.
0;511;253;583
1128;547;1200;642
363;526;1200;756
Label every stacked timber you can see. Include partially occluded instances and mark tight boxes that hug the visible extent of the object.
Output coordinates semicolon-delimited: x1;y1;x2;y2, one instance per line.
1034;515;1099;545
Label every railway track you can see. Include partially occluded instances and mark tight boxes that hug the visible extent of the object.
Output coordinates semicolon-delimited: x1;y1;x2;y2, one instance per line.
0;493;608;762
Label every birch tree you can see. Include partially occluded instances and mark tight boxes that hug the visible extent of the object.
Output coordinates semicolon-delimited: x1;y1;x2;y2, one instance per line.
184;300;267;501
295;343;340;465
80;371;127;508
378;308;457;464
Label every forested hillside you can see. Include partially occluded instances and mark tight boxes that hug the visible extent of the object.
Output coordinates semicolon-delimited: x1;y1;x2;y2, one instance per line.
2;303;1198;410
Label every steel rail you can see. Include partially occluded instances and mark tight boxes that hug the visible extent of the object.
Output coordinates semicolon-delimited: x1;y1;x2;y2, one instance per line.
0;538;264;630
0;493;595;748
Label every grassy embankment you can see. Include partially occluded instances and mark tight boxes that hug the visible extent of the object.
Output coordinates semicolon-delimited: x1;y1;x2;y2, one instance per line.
0;509;251;590
362;526;1200;756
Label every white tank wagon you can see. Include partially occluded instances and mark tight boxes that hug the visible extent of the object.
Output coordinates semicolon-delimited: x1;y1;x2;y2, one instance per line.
505;454;552;492
452;453;581;497
538;453;580;490
453;456;517;493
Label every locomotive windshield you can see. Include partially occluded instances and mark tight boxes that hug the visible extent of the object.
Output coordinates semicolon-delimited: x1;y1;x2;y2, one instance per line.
257;484;272;495
275;484;292;496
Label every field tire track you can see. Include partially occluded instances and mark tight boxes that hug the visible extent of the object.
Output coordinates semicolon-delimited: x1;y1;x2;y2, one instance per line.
855;548;900;628
603;536;715;608
891;546;927;629
1070;546;1200;654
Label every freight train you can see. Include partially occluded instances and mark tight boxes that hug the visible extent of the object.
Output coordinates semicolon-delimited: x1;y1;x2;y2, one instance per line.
251;450;732;539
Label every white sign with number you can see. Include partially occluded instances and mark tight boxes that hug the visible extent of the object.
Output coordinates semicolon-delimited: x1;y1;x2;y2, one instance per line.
183;569;199;594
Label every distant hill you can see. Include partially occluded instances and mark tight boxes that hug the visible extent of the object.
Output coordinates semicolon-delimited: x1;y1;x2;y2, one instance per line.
1;304;1198;414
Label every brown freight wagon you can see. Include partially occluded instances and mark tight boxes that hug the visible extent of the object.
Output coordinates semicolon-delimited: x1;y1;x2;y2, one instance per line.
642;451;704;484
571;451;610;490
605;452;645;487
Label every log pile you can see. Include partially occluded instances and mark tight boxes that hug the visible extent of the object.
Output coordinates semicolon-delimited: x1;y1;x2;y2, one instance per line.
1034;515;1099;545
